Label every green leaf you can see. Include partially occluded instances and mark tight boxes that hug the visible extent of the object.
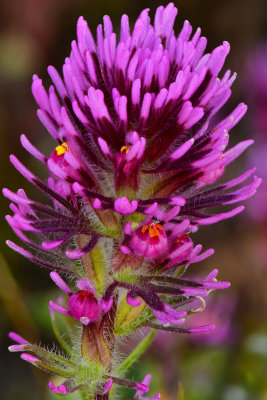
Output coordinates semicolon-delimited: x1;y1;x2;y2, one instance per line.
114;294;152;335
79;237;109;296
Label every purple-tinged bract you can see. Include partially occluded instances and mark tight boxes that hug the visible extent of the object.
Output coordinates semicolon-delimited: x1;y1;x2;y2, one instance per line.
4;3;260;266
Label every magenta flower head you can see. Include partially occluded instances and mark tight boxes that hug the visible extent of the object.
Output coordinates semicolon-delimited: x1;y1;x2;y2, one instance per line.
4;3;260;398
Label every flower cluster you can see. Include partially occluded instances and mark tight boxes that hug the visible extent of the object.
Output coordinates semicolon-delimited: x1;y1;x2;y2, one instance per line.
4;3;260;398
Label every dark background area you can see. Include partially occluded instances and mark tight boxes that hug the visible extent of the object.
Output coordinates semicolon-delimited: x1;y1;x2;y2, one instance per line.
1;0;267;399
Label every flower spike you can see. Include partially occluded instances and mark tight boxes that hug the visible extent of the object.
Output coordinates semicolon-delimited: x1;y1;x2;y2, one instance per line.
4;3;260;399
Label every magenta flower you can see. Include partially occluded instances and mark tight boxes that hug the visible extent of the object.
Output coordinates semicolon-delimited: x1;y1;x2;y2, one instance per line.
4;4;260;266
4;3;260;398
49;272;100;325
130;222;168;258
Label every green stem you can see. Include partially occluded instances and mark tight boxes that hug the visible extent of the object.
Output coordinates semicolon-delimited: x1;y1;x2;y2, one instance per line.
177;382;184;400
79;385;90;400
116;329;156;376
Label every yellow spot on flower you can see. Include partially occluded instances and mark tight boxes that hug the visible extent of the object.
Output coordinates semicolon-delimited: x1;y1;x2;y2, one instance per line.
131;222;139;230
55;142;69;156
120;145;131;154
142;223;163;238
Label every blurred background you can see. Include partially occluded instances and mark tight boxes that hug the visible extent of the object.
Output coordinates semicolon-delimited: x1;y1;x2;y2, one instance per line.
1;0;267;399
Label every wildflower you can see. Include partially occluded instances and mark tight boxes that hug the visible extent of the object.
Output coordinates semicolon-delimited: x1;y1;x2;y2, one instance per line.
4;3;260;398
130;222;168;258
4;0;261;263
49;272;100;325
